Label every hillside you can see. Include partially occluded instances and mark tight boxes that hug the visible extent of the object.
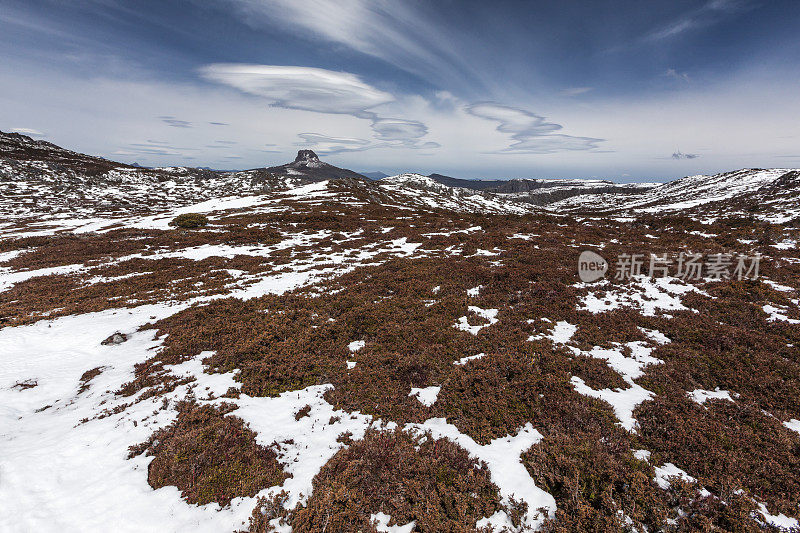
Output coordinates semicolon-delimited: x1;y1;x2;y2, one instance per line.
550;169;800;223
1;134;799;532
429;173;657;205
264;150;368;181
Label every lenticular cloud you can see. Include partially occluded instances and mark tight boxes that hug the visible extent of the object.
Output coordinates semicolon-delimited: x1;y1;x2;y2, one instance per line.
200;63;437;153
465;102;605;154
200;64;394;116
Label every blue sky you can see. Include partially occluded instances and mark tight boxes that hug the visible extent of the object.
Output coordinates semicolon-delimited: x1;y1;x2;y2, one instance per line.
1;0;799;180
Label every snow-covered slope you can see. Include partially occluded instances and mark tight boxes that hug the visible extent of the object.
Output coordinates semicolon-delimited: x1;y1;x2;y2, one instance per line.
2;131;800;532
0;131;305;223
634;169;790;210
379;173;535;215
0;133;534;234
551;168;800;221
0;161;298;221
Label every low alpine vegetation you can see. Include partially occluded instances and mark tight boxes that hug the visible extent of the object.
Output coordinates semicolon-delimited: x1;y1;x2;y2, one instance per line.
171;212;209;228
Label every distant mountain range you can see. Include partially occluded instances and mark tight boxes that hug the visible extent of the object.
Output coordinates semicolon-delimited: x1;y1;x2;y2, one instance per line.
360;171;390;180
1;129;798;225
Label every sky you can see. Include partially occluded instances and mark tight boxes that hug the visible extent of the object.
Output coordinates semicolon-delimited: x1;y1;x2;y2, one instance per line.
1;0;799;181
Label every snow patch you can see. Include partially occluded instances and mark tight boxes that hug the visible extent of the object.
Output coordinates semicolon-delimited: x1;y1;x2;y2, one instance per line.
528;320;577;344
763;305;800;324
454;306;499;335
454;353;486;366
408;418;556;530
633;449;651;462
687;388;735;405
654;463;696;490
371;512;415;533
223;385;379;510
0;263;85;293
571;376;653;432
579;276;701;317
755;502;799;530
348;340;366;352
0;304;260;533
409;386;440;407
783;419;800;435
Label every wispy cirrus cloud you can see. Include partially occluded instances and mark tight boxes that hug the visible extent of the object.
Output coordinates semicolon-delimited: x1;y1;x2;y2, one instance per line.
159;116;192;128
645;0;753;41
561;87;593;96
200;63;438;152
215;0;487;91
465;103;605;154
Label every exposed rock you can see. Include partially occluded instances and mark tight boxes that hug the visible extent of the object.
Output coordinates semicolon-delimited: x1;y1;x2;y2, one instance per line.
13;379;38;390
293;150;321;166
265;150;367;181
101;332;128;345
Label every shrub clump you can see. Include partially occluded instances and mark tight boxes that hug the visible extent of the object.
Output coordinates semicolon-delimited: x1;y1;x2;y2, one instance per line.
284;428;502;532
171;212;209;228
128;402;289;506
523;431;670;531
634;395;800;517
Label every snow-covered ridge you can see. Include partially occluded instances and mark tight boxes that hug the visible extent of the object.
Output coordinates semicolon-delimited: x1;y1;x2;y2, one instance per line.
0;156;298;224
550;168;800;221
380;173;446;189
378;173;536;215
630;168;794;210
4;130;800;226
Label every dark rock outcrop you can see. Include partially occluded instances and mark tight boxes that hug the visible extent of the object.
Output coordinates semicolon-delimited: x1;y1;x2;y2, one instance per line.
265;150;367;181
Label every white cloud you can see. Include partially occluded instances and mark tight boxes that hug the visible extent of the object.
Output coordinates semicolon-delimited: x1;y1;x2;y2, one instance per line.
466;103;562;136
116;139;203;158
295;132;438;155
435;91;459;104
465;103;604;154
11;127;46;137
216;0;489;91
201;63;438;151
371;118;427;141
200;64;393;116
665;69;690;83
4;49;799;179
646;0;752;41
297;133;369;146
561;87;593;96
296;133;373;154
504;135;606;154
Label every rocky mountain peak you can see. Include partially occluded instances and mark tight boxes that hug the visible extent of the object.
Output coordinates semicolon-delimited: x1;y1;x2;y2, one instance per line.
264;149;364;180
294;150;320;164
